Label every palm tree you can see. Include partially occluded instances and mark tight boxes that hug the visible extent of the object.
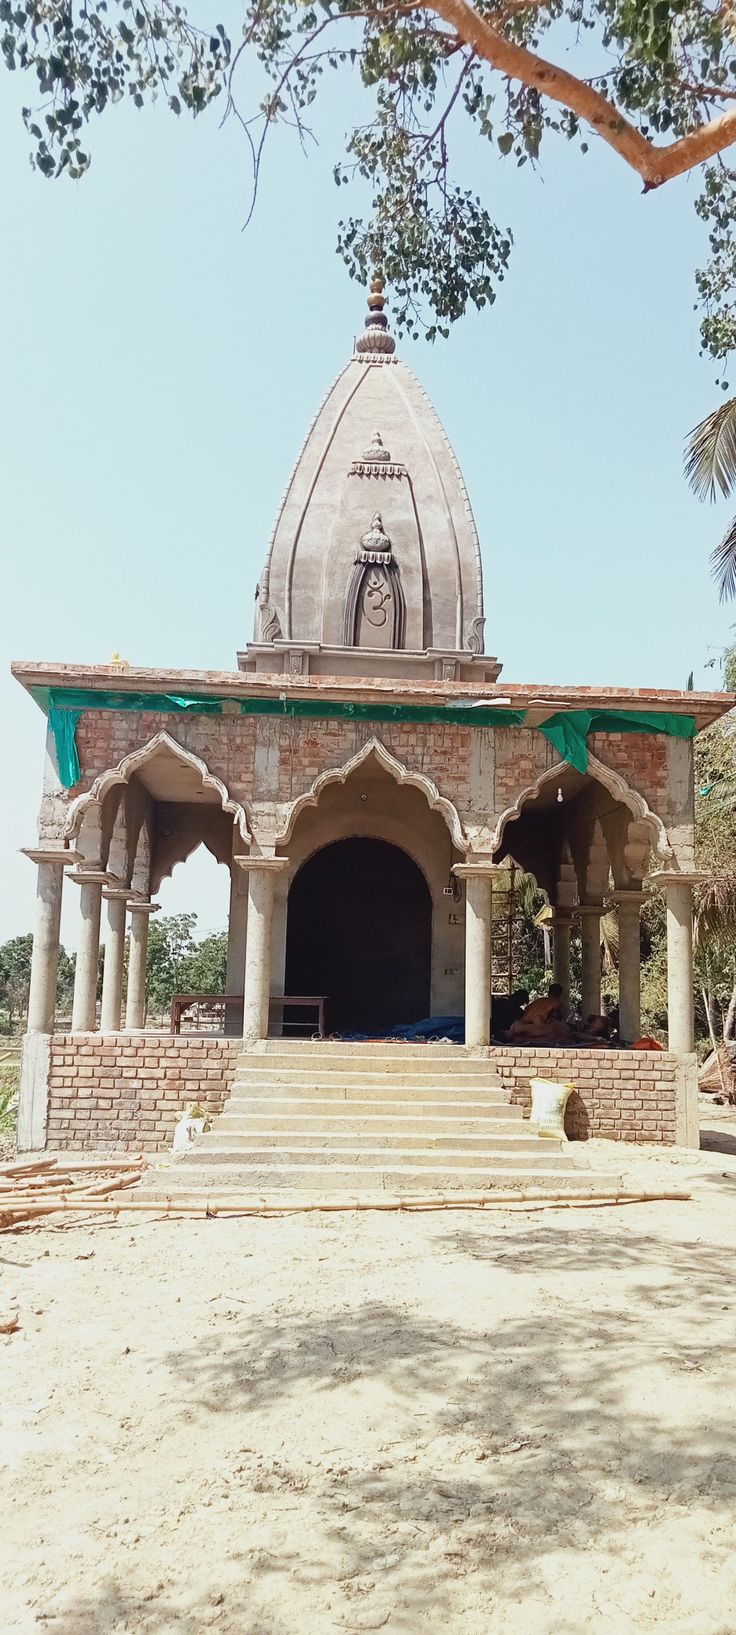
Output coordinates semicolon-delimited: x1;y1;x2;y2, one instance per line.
685;400;736;600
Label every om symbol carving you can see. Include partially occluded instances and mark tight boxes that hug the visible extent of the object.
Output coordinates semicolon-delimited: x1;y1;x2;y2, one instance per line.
363;569;392;627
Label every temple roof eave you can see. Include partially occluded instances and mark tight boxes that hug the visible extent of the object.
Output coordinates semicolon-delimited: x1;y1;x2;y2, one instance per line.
10;659;735;733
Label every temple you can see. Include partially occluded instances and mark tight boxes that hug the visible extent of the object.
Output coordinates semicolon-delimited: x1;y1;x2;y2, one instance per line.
11;280;733;1168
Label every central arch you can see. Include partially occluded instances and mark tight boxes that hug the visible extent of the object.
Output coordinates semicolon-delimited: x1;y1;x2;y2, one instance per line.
285;838;432;1036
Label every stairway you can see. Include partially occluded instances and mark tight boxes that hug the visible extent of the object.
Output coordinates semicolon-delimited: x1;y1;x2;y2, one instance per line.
143;1042;618;1198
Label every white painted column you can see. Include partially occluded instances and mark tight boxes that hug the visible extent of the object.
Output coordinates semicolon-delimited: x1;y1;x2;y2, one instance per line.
551;911;572;1014
22;848;79;1035
100;889;129;1033
235;856;290;1042
70;871;107;1032
125;901;159;1030
453;863;506;1047
612;890;647;1043
577;905;603;1022
651;872;706;1053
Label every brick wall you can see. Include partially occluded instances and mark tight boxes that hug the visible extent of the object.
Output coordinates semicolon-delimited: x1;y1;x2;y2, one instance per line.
44;1036;692;1151
45;706;682;853
46;1034;240;1152
495;1048;682;1143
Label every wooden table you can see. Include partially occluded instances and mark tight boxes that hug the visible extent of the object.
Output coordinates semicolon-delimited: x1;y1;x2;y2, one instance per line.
170;993;327;1037
268;995;328;1038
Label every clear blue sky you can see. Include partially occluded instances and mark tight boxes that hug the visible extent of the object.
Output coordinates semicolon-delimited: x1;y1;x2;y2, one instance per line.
0;53;733;948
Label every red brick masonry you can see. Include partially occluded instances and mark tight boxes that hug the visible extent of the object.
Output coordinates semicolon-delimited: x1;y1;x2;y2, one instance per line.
46;1036;241;1152
45;1036;694;1151
497;1048;684;1143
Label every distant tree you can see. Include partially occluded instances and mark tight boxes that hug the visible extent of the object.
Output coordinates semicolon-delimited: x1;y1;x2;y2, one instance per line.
180;933;228;996
0;934;76;1029
693;700;736;1041
0;935;34;1029
144;913;199;1016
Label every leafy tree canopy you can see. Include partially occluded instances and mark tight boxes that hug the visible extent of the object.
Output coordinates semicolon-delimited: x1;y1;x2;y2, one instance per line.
5;0;736;351
144;913;227;1014
0;934;75;1028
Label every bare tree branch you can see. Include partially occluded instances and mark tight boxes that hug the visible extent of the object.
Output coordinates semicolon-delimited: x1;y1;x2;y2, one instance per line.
426;0;736;187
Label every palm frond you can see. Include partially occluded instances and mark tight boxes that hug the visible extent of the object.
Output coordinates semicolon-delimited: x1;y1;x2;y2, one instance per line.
600;911;619;972
710;513;736;602
685;399;736;501
695;872;736;945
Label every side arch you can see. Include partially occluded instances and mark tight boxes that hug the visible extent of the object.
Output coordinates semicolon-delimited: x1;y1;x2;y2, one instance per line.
63;731;251;845
490;750;674;865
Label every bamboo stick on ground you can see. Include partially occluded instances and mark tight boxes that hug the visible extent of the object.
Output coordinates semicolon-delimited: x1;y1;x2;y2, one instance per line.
0;1168;143;1197
0;1157;58;1178
0;1155;144;1177
0;1189;692;1225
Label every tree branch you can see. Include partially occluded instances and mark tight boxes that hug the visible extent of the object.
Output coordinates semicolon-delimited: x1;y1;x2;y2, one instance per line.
427;0;736;186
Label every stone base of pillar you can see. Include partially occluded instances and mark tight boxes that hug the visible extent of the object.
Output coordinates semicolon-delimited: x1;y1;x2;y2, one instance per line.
17;1032;51;1152
675;1055;699;1148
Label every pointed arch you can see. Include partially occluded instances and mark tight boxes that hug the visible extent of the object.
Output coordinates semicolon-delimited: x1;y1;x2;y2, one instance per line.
274;735;468;850
490;750;674;864
63;731;251;844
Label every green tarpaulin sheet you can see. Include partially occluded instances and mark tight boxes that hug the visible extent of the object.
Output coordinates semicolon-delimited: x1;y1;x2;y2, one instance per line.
538;709;697;775
40;687;698;792
48;708;82;789
47;688;222;715
239;697;527;728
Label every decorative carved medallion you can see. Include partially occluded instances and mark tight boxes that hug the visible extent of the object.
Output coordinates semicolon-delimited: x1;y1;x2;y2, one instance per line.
257;583;282;643
344;513;406;650
465;615;485;655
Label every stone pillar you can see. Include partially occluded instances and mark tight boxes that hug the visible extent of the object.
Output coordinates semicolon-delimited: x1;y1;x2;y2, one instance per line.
611;890;647;1043
70;871;107;1032
577;905;603;1022
270;876;290;1038
22;848;79;1035
453;863;506;1047
550;911;572;1013
235;856;290;1042
651;872;706;1053
224;866;249;1037
100;889;129;1033
125;901;159;1030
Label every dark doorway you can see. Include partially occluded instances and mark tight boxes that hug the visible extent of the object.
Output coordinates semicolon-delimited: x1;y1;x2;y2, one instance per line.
285;838;432;1036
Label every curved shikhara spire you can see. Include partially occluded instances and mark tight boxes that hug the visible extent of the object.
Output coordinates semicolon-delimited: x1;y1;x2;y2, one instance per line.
243;278;499;683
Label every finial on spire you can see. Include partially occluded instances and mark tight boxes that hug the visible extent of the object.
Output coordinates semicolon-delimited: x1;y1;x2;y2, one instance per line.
355;275;396;356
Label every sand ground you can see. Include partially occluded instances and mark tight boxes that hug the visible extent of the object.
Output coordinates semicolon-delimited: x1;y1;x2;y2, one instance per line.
3;1109;736;1635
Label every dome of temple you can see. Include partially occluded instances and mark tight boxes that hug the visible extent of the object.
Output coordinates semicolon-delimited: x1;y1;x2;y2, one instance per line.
243;282;499;682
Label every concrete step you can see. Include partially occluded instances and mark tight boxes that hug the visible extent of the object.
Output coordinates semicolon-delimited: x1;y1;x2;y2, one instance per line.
241;1040;492;1058
199;1129;549;1155
235;1052;500;1079
217;1109;526;1135
141;1162;618;1197
182;1142;568;1169
232;1072;506;1091
230;1076;511;1100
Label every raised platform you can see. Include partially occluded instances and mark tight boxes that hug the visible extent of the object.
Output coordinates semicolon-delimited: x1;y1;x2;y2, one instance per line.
140;1043;617;1197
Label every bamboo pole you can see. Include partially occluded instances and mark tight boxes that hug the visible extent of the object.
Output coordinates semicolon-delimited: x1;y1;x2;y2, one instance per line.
0;1155;144;1177
0;1189;692;1225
